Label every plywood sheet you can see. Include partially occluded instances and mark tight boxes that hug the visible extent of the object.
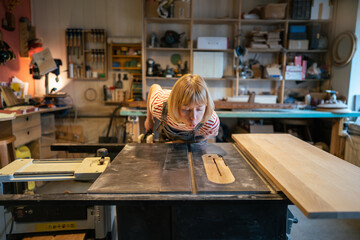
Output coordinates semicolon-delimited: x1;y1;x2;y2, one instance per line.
233;134;360;219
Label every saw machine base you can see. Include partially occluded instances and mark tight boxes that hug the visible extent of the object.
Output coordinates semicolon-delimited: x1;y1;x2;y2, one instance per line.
89;143;289;240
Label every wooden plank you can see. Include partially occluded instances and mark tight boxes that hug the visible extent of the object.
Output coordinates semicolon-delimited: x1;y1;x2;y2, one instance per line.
233;133;360;219
202;154;235;184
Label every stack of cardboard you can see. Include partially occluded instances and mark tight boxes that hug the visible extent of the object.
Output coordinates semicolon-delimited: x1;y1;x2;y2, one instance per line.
247;31;268;49
247;30;282;49
266;31;282;49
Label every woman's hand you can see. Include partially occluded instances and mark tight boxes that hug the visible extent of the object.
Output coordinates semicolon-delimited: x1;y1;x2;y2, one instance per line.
144;117;154;132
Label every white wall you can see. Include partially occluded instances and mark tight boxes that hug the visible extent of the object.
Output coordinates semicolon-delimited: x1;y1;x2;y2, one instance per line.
348;1;360;110
332;0;359;109
31;0;142;115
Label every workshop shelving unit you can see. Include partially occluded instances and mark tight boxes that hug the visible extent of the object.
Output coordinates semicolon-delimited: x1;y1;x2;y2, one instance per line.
65;28;107;80
109;42;143;101
142;0;335;103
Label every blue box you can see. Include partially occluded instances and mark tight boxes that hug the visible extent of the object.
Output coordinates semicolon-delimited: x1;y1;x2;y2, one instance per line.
289;25;306;33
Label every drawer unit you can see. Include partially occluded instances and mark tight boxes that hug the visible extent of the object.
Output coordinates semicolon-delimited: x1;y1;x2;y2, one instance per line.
12;114;40;131
12;113;41;148
13;125;41;147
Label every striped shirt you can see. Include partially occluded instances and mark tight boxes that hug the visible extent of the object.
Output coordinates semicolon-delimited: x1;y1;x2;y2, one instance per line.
150;89;219;138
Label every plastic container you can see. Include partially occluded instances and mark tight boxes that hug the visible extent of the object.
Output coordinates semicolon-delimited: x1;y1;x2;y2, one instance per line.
16;145;31;159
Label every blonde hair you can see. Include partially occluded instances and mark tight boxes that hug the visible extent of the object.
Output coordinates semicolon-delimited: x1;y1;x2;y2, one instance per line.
168;74;214;123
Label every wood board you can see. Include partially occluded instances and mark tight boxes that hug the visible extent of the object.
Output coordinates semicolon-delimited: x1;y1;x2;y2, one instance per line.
233;133;360;218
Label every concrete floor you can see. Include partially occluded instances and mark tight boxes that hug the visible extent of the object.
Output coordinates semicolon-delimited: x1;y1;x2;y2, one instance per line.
288;205;360;240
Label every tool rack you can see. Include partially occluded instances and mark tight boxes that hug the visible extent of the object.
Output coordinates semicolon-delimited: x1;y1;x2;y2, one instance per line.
65;28;108;80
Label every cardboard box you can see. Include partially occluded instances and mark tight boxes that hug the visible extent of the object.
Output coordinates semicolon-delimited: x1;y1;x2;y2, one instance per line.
288;40;309;50
197;37;228;50
261;3;287;19
145;2;159;18
193;52;224;78
174;0;190;18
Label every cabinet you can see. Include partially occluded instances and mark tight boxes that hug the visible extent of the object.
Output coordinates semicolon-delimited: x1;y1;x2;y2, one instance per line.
142;0;335;104
65;28;107;80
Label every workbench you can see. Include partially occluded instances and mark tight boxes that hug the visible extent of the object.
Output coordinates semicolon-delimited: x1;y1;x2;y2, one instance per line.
1;134;360;239
3;106;71;161
119;107;360;158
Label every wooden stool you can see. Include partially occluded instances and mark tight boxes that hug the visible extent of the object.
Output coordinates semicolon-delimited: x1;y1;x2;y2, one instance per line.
0;135;16;168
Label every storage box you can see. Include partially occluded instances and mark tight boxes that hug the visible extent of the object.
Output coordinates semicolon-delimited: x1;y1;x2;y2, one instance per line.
311;0;332;20
291;0;312;20
174;0;190;18
197;37;228;50
193;52;224;78
261;3;287;19
286;66;302;72
285;71;302;80
288;40;309;50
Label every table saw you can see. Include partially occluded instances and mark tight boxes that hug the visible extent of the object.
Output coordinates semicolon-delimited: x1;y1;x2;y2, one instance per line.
1;134;360;240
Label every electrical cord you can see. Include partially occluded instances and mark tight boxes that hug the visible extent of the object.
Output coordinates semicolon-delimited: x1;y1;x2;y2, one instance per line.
106;103;123;138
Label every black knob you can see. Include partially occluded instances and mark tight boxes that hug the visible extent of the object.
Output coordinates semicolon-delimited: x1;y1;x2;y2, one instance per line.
97;148;108;157
97;148;108;165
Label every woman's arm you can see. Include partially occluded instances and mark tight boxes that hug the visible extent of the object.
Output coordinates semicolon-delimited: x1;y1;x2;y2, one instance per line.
145;84;162;132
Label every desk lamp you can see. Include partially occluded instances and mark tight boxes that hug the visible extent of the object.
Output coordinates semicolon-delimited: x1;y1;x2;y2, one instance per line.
29;48;62;95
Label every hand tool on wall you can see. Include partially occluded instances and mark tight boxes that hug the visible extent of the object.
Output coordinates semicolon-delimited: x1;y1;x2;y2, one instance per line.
80;29;83;56
76;29;81;58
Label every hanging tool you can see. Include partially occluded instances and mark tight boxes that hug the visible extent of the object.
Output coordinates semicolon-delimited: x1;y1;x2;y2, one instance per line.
76;29;81;58
115;73;123;89
80;28;83;56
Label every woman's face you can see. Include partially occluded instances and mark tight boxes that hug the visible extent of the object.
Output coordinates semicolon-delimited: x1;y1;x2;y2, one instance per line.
179;103;206;128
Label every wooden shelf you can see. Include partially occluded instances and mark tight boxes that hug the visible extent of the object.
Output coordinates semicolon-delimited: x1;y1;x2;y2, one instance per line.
112;67;142;70
241;19;286;25
146;47;191;51
146;76;179;80
145;17;191;23
193;49;234;52
112;55;141;58
246;48;283;53
288;19;332;23
285;78;328;81
285;49;329;53
239;78;282;81
146;76;235;81
193;18;239;24
142;0;335;103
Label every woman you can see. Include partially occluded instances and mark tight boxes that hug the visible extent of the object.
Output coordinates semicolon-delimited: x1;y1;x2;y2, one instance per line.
145;74;219;143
